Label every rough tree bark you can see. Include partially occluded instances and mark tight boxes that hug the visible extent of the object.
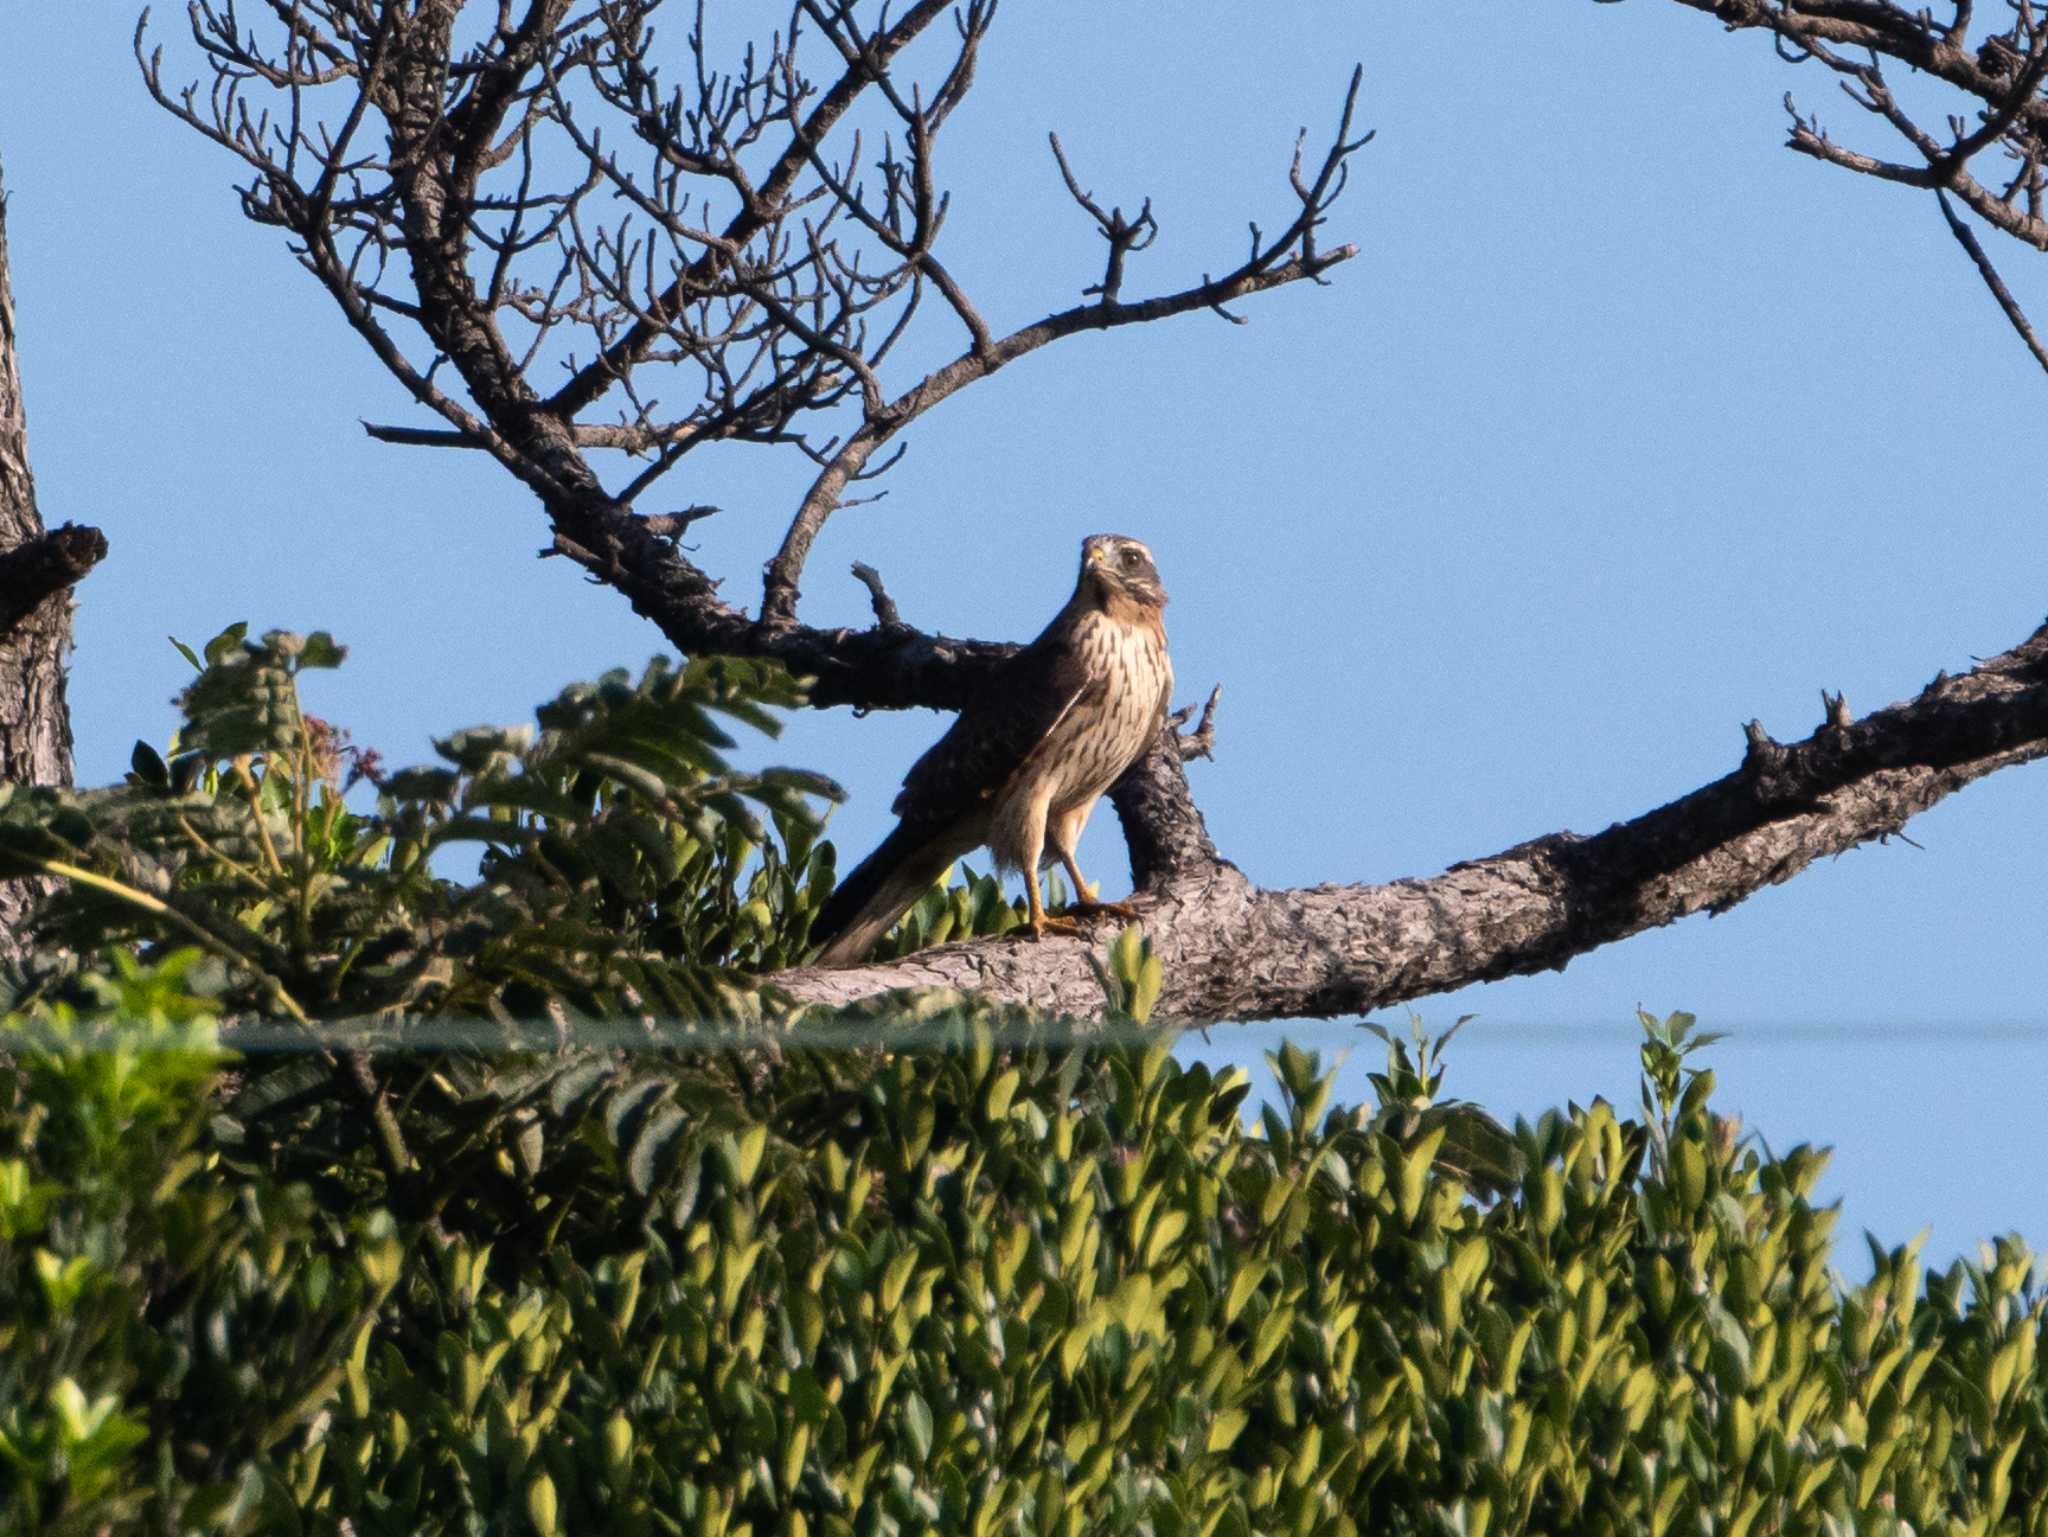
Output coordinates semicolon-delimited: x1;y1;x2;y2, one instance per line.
137;2;2048;1025
0;160;108;950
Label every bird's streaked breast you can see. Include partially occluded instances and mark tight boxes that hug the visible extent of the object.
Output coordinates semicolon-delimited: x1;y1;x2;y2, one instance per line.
983;601;1171;872
1042;608;1172;808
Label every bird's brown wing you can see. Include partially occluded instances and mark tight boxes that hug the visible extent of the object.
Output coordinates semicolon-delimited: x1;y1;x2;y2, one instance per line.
890;616;1102;833
808;619;1100;966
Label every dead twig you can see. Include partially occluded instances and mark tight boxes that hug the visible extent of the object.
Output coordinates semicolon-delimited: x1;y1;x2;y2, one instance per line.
1171;685;1223;762
1936;188;2048;373
849;560;905;629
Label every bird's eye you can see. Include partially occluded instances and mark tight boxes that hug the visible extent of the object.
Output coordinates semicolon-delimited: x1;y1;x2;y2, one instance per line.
1119;548;1141;569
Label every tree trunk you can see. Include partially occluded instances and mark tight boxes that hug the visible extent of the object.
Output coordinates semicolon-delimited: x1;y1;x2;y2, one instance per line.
0;159;106;951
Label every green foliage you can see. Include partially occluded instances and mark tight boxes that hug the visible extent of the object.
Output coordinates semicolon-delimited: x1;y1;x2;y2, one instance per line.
0;953;348;1536
1353;1016;1522;1199
0;627;843;1024
866;868;1119;965
9;634;2048;1534
8;984;2048;1535
868;863;1033;961
1097;925;1165;1025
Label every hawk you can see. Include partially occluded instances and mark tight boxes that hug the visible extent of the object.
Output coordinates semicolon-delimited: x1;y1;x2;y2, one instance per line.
809;534;1174;968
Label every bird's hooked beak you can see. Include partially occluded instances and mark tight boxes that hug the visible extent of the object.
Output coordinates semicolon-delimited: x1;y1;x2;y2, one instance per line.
1078;543;1124;605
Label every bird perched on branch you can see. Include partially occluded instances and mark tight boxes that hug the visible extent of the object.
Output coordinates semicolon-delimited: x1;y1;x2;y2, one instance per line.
809;534;1174;968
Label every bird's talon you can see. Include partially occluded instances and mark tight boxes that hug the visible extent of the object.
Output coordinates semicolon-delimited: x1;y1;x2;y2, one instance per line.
1026;913;1086;941
1066;899;1139;922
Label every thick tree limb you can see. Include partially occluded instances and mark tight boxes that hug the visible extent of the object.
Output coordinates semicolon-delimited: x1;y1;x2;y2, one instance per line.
768;614;2048;1023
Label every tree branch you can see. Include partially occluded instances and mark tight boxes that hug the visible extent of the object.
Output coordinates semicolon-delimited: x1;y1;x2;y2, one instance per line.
1654;0;2048;382
1935;188;2048;371
0;155;97;950
756;240;1359;624
1171;685;1222;762
848;560;905;629
768;614;2048;1023
140;2;1386;977
544;0;961;421
1674;0;2048;279
0;524;109;636
757;66;1370;622
146;1;1369;700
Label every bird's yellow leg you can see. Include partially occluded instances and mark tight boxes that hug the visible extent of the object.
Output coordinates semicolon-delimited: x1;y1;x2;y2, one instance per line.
1058;851;1137;921
1024;864;1083;939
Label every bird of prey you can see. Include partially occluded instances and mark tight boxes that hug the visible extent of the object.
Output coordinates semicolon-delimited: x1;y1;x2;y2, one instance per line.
809;534;1174;968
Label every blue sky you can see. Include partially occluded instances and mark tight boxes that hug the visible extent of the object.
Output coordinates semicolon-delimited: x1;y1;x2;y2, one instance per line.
3;3;2044;1265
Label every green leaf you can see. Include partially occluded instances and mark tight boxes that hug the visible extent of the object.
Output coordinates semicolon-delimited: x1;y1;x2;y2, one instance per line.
628;1105;688;1196
1397;1124;1449;1224
299;631;347;669
1224;1262;1266;1327
733;1124;769;1188
901;1392;934;1464
129;739;169;788
527;1470;559;1537
202;621;249;666
1206;1407;1250;1454
48;1377;93;1442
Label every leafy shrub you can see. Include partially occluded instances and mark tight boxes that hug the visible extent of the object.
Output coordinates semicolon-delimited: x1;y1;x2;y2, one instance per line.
6;985;2048;1536
5;638;2046;1535
0;627;843;1025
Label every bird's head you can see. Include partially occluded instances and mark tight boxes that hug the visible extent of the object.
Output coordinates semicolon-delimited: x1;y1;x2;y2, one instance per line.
1077;533;1167;610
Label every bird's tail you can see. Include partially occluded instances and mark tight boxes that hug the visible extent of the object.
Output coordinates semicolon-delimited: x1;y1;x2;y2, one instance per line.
808;821;960;968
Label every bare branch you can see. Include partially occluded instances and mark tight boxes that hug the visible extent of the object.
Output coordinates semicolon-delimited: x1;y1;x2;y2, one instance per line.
1048;133;1158;302
148;2;1370;655
1171;685;1223;763
757;236;1359;625
849;560;905;629
1679;0;2048;310
141;2;1386;989
361;422;488;449
637;504;719;538
545;0;961;421
1935;187;2048;370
